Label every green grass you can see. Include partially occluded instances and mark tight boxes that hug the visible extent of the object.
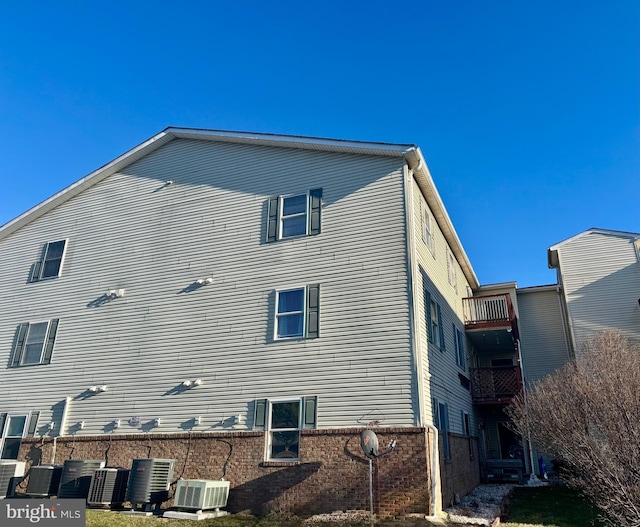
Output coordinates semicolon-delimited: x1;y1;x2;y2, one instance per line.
86;511;306;527
501;486;604;527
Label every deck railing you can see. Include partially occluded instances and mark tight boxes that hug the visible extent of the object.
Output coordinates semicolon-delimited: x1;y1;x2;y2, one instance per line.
463;293;515;326
470;366;522;403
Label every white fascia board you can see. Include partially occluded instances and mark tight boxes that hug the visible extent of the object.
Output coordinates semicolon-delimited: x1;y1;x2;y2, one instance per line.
516;284;559;294
404;146;480;290
165;127;414;157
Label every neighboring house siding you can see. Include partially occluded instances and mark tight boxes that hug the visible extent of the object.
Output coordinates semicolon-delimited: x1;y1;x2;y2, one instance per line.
411;179;474;436
555;232;640;349
516;288;571;385
0;139;415;436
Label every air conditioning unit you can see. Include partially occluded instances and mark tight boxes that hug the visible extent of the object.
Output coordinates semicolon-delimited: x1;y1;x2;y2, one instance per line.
57;459;106;499
175;479;230;511
0;460;26;498
25;465;63;497
87;468;130;507
126;459;175;509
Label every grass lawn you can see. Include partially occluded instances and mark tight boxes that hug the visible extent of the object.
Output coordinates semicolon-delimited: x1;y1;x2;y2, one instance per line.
86;511;306;527
501;486;604;527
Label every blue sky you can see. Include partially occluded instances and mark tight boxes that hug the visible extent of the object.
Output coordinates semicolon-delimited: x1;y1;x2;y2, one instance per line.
1;1;638;287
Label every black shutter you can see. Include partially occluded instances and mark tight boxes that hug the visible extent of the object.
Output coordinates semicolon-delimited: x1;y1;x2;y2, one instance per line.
42;319;59;365
438;305;445;351
27;411;40;436
424;291;432;343
0;414;6;435
253;399;267;430
306;284;320;339
309;188;322;236
11;324;29;368
303;396;318;429
266;196;280;243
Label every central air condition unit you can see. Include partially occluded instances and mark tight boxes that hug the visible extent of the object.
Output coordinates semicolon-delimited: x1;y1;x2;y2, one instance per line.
57;459;106;499
87;468;130;507
25;465;63;497
174;479;230;511
0;460;26;498
126;459;175;510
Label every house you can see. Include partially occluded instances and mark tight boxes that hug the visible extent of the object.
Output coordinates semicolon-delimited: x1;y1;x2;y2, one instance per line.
0;128;485;516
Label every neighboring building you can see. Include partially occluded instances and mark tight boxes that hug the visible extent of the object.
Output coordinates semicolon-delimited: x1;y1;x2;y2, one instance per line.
0;128;482;516
547;228;640;351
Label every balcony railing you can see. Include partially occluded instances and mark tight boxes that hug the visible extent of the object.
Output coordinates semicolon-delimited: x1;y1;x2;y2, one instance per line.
470;366;522;404
463;294;515;326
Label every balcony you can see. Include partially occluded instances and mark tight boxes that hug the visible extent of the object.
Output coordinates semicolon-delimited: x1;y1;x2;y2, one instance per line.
462;294;519;351
470;366;522;405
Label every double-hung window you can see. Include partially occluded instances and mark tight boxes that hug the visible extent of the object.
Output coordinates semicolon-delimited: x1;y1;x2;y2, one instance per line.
0;414;27;459
274;285;319;340
421;272;446;350
454;325;466;369
420;197;435;256
10;320;60;367
253;397;318;461
30;240;67;281
433;400;450;460
266;189;322;242
446;248;457;291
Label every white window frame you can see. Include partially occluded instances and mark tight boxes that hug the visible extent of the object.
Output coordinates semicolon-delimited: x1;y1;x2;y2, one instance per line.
454;326;466;369
420;198;435;256
274;287;306;340
279;192;309;240
446;247;457;292
38;239;68;280
430;300;440;347
267;398;302;461
0;413;29;460
21;321;51;366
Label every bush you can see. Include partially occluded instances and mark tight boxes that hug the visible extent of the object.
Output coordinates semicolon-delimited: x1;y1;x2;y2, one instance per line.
507;330;640;527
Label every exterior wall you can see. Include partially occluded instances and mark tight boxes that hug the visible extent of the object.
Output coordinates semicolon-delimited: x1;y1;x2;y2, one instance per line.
517;287;571;385
554;231;640;350
410;178;475;437
0;139;417;438
439;433;480;508
17;427;431;517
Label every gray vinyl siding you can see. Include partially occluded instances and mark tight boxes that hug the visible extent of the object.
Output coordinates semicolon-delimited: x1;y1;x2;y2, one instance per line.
556;232;640;349
516;288;571;385
411;179;475;436
0;139;416;436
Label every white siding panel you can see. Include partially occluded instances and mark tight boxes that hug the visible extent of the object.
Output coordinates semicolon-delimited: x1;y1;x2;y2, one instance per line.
516;288;571;384
557;232;640;348
0;139;416;436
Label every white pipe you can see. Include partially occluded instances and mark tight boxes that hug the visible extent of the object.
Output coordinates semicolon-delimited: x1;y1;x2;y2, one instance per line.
50;437;57;464
425;425;442;518
58;396;71;438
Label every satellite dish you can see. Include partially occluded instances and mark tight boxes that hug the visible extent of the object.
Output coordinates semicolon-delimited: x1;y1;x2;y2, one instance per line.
360;429;379;459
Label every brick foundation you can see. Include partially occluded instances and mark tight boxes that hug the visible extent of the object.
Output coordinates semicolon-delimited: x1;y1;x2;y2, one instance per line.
439;433;480;508
17;427;432;518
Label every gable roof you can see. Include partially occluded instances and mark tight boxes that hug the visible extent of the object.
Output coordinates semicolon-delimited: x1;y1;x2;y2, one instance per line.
548;227;640;268
0;126;479;289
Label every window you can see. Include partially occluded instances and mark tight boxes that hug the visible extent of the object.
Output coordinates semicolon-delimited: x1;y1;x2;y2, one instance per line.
274;285;319;340
462;410;474;460
30;240;67;281
266;189;322;242
420;198;435;256
427;299;445;350
10;320;59;367
252;397;318;461
446;248;457;291
454;325;466;369
0;412;39;459
433;400;450;460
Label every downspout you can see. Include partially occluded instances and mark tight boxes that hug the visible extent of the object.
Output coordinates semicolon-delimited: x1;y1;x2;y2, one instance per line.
403;163;425;427
426;425;442;518
516;339;539;484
